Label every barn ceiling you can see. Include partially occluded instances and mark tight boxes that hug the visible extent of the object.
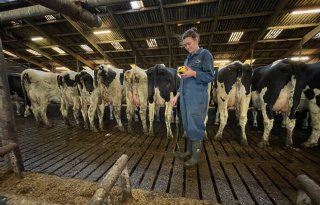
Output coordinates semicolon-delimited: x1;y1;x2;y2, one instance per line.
0;0;320;72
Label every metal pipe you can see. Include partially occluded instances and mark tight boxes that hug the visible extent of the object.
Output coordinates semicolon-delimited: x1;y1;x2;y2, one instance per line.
30;0;101;28
0;37;24;171
0;0;128;25
296;174;320;205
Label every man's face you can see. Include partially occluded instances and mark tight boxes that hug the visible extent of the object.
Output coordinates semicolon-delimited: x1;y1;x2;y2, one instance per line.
183;37;198;54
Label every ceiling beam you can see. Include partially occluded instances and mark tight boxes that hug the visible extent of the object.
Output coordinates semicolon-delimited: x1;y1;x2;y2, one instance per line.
1;29;70;68
268;23;319;30
106;7;146;67
159;0;172;67
239;0;290;61
281;24;320;58
0;0;130;23
2;47;46;68
23;20;95;69
63;16;118;68
208;0;223;50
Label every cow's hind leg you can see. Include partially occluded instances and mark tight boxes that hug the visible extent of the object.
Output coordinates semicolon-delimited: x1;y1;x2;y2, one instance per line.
214;101;228;141
239;96;250;146
60;100;71;127
39;103;52;128
165;101;173;138
285;114;295;147
88;103;99;132
97;104;106;132
259;104;273;148
114;105;124;132
73;101;81;127
148;102;155;136
252;109;258;127
303;106;320;147
81;105;89;130
140;106;148;135
31;104;43;127
126;101;134;132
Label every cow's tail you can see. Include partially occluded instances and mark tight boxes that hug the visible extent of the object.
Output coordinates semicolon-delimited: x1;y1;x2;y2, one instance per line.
21;72;31;117
235;64;242;114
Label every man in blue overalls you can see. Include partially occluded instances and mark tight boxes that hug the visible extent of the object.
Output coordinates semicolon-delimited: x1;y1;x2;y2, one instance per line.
172;27;215;168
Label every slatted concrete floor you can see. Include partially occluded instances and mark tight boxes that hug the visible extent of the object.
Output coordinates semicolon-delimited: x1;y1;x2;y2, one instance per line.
1;114;319;205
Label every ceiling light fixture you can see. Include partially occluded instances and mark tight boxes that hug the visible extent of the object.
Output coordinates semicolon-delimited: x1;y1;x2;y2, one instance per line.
3;50;18;58
52;47;66;54
111;42;124;50
31;36;44;41
228;32;244;42
130;1;144;9
93;29;111;35
80;44;93;52
146;38;158;48
263;29;283;39
290;56;310;61
291;8;320;15
26;49;41;56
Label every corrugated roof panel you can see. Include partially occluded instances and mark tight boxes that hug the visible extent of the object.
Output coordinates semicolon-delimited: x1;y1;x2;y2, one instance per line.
272;13;320;26
217;16;268;31
115;10;162;27
285;0;320;8
165;2;216;21
221;0;278;16
126;26;166;38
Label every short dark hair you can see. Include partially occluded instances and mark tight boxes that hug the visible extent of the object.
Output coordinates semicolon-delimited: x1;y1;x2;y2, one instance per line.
182;27;200;41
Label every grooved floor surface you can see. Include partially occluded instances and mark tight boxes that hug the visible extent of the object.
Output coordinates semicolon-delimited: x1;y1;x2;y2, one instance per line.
1;112;319;205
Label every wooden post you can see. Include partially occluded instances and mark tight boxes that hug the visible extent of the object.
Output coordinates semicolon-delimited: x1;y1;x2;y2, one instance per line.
296;174;320;205
88;154;132;205
0;37;24;175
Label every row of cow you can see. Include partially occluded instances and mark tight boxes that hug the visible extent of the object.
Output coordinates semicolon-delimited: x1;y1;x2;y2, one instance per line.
213;59;319;148
8;59;320;148
9;64;179;139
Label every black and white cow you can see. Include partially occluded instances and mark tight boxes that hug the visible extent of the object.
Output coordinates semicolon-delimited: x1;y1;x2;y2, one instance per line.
298;62;320;147
146;64;180;138
89;64;125;132
21;69;61;128
251;59;307;147
57;71;81;127
8;73;32;117
213;61;252;145
124;66;148;134
75;70;100;130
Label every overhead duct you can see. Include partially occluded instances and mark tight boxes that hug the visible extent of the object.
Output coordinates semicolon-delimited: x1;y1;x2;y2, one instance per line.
0;0;128;27
28;0;101;28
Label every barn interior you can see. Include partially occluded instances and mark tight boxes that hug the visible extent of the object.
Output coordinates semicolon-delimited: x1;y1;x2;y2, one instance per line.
0;0;320;205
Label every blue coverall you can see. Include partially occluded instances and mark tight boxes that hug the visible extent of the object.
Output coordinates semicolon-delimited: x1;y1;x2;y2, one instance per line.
178;48;215;141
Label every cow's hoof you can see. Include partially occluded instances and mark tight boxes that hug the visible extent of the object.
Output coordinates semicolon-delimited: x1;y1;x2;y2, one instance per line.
302;126;308;130
91;127;99;133
204;131;208;140
240;139;248;146
258;140;269;148
182;132;187;138
118;126;125;132
167;134;173;139
253;123;258;128
148;131;154;137
128;127;133;133
214;122;219;126
46;125;53;129
214;134;222;141
302;142;318;148
83;126;89;130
